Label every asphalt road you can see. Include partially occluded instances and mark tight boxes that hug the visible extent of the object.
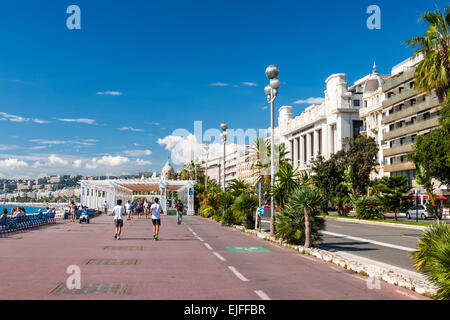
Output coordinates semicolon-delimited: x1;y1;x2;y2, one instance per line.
319;218;423;271
0;215;427;300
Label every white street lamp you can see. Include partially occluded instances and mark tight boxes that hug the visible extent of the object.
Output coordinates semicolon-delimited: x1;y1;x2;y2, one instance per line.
265;64;280;236
204;145;209;190
220;122;228;192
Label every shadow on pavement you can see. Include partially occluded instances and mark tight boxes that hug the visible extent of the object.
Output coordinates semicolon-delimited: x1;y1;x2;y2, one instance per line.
318;242;378;252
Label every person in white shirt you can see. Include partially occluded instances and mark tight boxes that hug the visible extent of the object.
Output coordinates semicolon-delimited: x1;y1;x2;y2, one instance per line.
125;200;132;221
150;198;164;241
103;201;109;216
112;200;125;240
144;200;150;219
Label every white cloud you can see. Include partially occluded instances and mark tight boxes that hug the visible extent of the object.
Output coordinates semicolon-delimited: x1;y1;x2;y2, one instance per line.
158;134;242;165
96;91;123;96
30;139;96;146
135;159;152;166
210;82;231;87
48;155;69;166
32;161;43;168
0;144;20;151
73;160;83;168
58;118;96;125
0;112;48;124
242;82;258;87
86;156;130;169
0;158;28;169
118;126;145;132
261;106;268;110
123;149;152;156
30;146;47;150
293;97;325;105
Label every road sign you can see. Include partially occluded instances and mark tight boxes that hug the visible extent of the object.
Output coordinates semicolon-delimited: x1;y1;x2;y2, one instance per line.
257;207;265;216
226;246;271;253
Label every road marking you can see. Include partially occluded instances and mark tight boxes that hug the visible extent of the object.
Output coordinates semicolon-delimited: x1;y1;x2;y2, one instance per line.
254;290;271;300
321;231;416;252
213;252;226;262
228;266;249;282
204;243;213;251
402;235;418;239
196;236;204;242
396;290;420;300
192;232;197;236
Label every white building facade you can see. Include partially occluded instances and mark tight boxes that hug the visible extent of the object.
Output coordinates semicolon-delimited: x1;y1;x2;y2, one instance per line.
278;73;367;172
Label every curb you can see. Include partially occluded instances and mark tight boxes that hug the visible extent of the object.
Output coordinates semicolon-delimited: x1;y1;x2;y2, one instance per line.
324;216;427;230
232;225;437;298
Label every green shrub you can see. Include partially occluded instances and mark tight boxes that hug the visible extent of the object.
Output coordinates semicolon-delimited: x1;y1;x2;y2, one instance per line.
353;196;384;220
232;193;258;229
222;208;238;226
199;206;214;218
410;221;450;300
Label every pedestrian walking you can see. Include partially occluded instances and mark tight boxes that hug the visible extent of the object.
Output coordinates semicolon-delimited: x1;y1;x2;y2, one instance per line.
175;200;184;225
144;200;150;219
69;201;77;222
113;200;125;240
150;198;164;240
125;200;132;221
103;201;109;216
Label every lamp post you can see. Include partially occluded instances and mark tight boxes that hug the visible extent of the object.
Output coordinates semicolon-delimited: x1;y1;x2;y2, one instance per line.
204;145;209;190
265;64;281;236
220;122;228;192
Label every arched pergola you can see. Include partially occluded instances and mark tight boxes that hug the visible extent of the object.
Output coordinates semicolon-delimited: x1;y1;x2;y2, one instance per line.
79;177;196;215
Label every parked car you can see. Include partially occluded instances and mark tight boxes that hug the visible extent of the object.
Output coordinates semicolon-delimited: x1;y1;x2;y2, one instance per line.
406;204;432;220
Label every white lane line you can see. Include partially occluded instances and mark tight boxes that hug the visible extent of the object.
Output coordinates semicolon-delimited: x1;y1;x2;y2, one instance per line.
213;252;226;262
204;243;213;251
192;232;198;236
196;236;204;242
322;231;416;252
396;290;420;300
254;290;271;300
228;266;249;282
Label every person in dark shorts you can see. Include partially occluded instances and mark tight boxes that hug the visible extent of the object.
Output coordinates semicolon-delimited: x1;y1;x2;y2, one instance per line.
112;200;125;240
175;200;184;225
150;198;164;240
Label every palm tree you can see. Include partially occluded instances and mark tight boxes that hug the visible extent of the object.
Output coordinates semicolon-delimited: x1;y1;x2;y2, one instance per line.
405;6;450;100
410;221;450;299
227;179;252;197
275;186;325;247
268;163;299;209
416;164;437;208
248;138;270;187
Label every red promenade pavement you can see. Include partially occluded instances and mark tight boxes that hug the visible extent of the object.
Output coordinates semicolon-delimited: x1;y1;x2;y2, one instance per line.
0;214;428;300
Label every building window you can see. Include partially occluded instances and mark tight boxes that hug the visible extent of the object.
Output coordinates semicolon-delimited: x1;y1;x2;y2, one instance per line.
353;120;364;138
364;101;368;108
353;99;360;107
376;95;379;103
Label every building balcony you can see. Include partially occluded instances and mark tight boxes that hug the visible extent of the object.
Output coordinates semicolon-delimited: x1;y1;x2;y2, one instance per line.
383;143;415;157
382;95;440;125
383;117;439;140
382;69;416;92
382;88;418;109
383;161;415;173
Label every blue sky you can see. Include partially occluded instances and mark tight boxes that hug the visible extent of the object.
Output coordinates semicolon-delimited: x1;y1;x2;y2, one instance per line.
0;0;445;178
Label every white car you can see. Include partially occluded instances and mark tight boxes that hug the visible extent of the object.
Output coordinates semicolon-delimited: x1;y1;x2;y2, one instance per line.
406;204;432;220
